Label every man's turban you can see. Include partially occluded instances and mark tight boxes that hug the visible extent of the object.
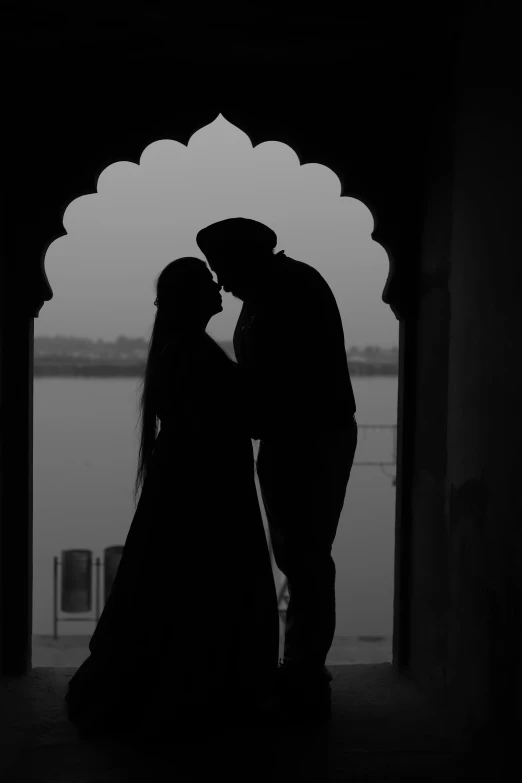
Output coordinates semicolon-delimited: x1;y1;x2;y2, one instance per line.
196;218;277;256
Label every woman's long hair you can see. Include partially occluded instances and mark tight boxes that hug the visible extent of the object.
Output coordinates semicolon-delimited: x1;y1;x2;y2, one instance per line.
133;257;209;507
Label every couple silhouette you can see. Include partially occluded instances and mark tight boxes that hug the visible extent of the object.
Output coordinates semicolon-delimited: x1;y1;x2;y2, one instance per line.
65;217;358;741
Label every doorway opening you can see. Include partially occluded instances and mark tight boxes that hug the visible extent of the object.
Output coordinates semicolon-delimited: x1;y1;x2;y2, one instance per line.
32;115;397;667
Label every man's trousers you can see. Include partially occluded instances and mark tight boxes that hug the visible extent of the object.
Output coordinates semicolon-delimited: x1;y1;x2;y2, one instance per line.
256;416;358;668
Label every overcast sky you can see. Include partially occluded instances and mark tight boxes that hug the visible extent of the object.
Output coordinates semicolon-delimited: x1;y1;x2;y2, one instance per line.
36;115;398;347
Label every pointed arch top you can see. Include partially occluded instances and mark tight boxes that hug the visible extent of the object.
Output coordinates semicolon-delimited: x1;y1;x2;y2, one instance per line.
22;110;413;322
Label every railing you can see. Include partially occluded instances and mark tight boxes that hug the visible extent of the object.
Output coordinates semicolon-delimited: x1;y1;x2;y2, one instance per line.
353;424;397;467
353;424;397;486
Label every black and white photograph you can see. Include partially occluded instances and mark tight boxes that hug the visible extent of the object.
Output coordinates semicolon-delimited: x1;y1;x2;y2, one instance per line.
0;3;520;781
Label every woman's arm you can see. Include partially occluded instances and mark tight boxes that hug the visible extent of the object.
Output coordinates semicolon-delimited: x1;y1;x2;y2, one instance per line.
247;294;324;439
225;361;263;439
198;337;262;439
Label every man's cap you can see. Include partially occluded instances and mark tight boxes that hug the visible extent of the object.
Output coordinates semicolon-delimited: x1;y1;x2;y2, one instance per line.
196;218;277;257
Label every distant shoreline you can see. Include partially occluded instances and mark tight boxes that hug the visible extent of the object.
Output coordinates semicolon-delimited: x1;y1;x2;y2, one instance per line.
34;361;398;378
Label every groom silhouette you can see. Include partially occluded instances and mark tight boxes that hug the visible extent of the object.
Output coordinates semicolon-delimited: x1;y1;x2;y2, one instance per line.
196;218;358;717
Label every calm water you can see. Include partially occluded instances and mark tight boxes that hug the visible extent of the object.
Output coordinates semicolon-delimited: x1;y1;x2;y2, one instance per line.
33;376;398;637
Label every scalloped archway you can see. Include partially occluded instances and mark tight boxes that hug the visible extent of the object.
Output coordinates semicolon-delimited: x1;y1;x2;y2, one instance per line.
32;115;401;654
28;111;410;326
43;114;395;351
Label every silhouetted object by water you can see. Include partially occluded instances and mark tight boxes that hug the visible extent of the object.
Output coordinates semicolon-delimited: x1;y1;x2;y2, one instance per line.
54;550;123;639
61;549;92;613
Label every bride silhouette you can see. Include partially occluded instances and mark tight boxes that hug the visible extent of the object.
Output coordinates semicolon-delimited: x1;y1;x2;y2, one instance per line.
65;257;280;741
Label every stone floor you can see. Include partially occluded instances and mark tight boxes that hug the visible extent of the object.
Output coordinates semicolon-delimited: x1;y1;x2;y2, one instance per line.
31;633;394;667
0;663;490;782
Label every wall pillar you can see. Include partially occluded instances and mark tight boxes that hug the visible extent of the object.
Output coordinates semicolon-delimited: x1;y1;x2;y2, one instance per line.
0;215;53;676
0;311;35;675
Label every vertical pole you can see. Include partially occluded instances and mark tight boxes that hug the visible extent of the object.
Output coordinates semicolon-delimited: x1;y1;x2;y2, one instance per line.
95;557;100;623
0;213;54;676
53;556;58;640
392;425;397;486
0;314;35;675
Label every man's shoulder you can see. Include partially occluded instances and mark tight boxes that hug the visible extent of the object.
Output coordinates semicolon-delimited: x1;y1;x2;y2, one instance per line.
280;253;321;276
280;254;330;290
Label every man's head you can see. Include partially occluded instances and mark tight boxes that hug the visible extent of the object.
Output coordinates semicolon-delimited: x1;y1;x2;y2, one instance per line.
196;218;278;300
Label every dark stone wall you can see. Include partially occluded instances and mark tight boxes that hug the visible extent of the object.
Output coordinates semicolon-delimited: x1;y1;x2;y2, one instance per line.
444;82;522;750
404;101;454;697
404;5;522;755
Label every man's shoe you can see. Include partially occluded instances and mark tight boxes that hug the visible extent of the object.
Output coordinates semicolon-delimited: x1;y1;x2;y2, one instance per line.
278;688;332;724
276;658;333;686
275;659;332;723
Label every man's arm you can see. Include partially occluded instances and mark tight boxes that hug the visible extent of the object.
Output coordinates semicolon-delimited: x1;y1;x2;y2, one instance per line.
247;295;325;439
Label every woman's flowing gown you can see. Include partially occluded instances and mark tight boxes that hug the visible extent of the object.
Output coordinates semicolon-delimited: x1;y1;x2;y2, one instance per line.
65;332;280;736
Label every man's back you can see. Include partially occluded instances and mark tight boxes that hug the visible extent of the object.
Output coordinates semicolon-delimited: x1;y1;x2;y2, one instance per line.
234;253;356;442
